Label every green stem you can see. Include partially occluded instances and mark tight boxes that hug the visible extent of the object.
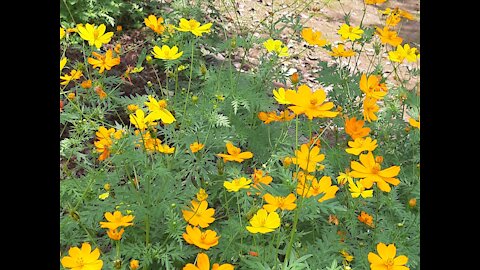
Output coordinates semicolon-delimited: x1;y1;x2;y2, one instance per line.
115;240;121;259
183;40;196;117
236;193;244;247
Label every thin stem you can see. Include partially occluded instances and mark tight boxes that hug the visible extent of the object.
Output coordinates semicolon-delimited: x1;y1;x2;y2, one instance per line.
183;40;196;117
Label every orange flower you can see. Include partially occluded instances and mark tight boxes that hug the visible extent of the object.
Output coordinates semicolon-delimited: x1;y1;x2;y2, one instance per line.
345;116;370;140
251;168;273;190
349;152;401;192
144;15;165;34
81;79;92;89
285;84;339;120
368;243;410;270
183;253;234;270
183;225;219;250
217;142;253;163
363;97;379;122
88;49;121;74
95;85;108;99
329;44;356;58
291;72;299;84
190;141;205;153
263;193;297;212
301;27;327;46
292;143;325;172
375;26;403;47
359;74;388;100
358;211;374;227
99;210;134;230
365;0;386;4
182;200;215;228
408;198;417;208
106;228;125;240
296;174;339;202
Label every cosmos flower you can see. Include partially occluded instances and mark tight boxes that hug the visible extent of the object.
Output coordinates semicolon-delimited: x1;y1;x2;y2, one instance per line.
246;209;280;234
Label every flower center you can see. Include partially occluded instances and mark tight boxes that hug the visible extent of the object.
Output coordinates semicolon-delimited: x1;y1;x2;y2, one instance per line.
310;98;318;105
75;257;85;266
372;163;381;174
385;258;394;268
93;29;99;39
200;232;207;241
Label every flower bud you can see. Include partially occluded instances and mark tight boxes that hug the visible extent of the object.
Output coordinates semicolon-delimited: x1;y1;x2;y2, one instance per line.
408;198;416;208
67;92;75;100
146;55;152;63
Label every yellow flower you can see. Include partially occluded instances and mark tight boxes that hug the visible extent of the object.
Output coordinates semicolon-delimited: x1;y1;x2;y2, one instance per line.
106;228;125;240
263;38;289;57
376;27;403;47
60;70;83;85
365;0;386;4
224;177;252;192
382;7;414;27
60;27;66;39
60;57;67;72
77;23;114;49
157;143;175;154
88;49;121;74
263;193;296;212
217;142;253;163
337;24;364;41
368;243;410;270
61;243;103;270
358;211;375;227
144;15;165;34
285;84;338;120
246;208;280;234
67;92;75;100
340;250;354;263
272;87;294;104
363;97;380;122
329;44;356;57
350;152;401;192
359;74;388;100
344;116;370;140
99;210;135;230
408;115;420;129
388;44;420;63
348;178;373;198
176;18;213;37
196;188;208;202
129;109;157;131
190;142;205;153
301;27;327;46
337;171;352;185
152;45;183;60
296;174;339;202
345;137;378;155
144;95;176;124
292;143;325;172
183;225;219;250
182;200;215;228
183;252;234;270
130;259;140;270
99;192;109;200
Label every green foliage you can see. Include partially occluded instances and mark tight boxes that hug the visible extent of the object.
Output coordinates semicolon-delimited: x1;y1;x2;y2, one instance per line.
60;0;420;269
